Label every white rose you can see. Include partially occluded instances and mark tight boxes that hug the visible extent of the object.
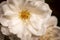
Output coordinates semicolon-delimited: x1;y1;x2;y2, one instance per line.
0;0;56;40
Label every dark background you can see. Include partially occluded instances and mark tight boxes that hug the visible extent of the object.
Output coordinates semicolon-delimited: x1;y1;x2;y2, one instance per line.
0;0;60;26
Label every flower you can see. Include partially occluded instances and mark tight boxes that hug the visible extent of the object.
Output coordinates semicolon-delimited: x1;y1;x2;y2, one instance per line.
0;0;55;40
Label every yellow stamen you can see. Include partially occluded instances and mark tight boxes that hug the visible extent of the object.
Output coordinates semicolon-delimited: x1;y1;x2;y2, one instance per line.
19;9;30;20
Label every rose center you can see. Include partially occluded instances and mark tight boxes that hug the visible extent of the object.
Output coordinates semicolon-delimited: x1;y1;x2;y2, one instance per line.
19;9;30;20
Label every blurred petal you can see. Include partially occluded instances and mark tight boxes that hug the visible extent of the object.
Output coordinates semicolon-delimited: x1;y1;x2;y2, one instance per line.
40;26;60;40
1;27;10;35
8;17;24;34
44;16;58;27
7;0;25;8
26;22;46;36
26;0;45;2
0;17;9;27
17;29;32;40
2;4;17;16
24;1;52;21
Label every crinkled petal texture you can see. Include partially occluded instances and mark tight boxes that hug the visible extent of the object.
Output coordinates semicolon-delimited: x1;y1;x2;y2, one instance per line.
0;0;54;40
